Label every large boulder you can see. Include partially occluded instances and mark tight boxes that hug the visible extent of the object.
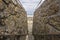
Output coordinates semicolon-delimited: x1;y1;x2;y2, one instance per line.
33;0;60;35
0;0;28;35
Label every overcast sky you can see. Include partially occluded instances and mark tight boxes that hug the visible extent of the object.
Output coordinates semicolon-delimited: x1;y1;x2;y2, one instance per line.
18;0;45;17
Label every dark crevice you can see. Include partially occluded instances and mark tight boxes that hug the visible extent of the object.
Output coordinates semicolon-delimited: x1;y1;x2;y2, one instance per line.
47;22;60;31
2;0;9;5
0;9;4;12
0;19;6;26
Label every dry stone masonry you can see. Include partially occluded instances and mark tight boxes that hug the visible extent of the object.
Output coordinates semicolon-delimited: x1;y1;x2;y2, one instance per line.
33;0;60;40
0;0;28;40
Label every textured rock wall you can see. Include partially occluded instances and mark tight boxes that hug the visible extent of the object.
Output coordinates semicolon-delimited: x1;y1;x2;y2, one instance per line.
34;35;60;40
33;0;60;35
0;0;28;35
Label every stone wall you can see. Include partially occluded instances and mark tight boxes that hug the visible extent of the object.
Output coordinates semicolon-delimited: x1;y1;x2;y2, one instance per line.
0;0;27;40
33;0;60;35
33;0;60;40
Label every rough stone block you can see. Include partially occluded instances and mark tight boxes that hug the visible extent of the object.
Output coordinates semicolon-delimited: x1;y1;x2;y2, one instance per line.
0;0;28;35
33;0;60;35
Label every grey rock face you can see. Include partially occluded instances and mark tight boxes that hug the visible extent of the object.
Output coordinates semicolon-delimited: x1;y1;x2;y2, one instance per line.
0;35;26;40
34;35;60;40
0;0;28;35
33;0;60;35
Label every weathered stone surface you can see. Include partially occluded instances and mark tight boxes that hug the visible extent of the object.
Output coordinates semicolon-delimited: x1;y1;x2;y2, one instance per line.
0;35;26;40
33;0;60;35
34;35;60;40
0;0;28;35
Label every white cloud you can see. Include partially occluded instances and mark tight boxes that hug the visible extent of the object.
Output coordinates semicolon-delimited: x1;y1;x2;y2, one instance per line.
20;0;40;2
18;0;44;16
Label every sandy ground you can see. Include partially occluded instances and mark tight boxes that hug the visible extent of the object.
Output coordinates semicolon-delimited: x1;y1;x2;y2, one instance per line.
26;17;34;40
